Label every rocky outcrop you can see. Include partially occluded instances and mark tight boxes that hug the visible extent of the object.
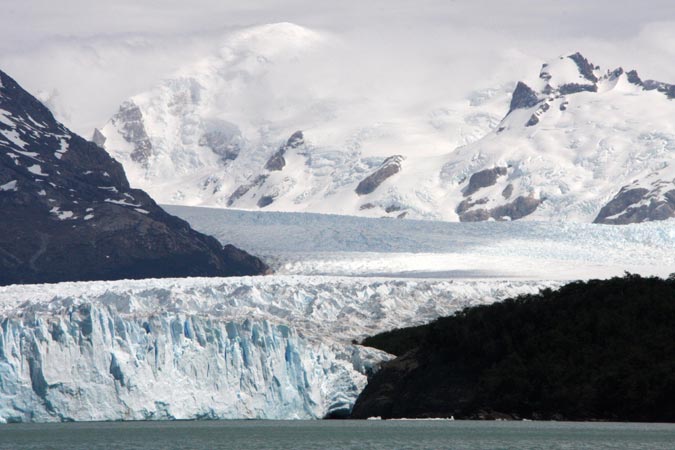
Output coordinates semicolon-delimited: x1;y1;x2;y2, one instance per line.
463;167;507;197
458;196;541;222
491;196;542;220
227;175;268;207
257;195;275;208
110;101;153;166
594;187;675;224
558;83;598;95
643;80;675;100
525;102;550;127
508;82;540;114
626;70;642;85
0;69;269;285
265;130;304;171
613;69;675;100
456;197;488;215
568;52;599;83
355;156;403;196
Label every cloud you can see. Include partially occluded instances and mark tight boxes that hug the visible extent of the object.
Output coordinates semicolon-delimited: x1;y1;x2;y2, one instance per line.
1;0;674;136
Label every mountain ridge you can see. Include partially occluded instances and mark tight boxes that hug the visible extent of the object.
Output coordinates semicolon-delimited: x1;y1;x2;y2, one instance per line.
0;69;269;285
96;24;675;223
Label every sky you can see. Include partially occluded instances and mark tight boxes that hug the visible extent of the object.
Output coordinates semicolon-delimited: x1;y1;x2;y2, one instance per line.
1;0;675;136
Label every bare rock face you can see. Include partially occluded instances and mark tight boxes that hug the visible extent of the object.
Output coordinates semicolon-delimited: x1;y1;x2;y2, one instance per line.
594;187;675;224
0;69;269;285
568;52;599;83
611;68;675;100
227;175;268;207
355;156;403;196
463;167;507;197
257;195;275;208
458;196;541;222
110;100;153;166
643;80;675;100
558;83;598;95
525;102;551;127
491;196;542;220
508;82;540;114
456;197;488;215
265;130;304;172
626;70;643;85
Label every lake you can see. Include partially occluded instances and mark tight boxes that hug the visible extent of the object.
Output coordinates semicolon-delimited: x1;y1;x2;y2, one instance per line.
1;420;674;449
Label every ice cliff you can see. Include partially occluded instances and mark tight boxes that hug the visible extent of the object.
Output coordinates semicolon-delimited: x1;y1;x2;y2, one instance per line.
0;276;551;422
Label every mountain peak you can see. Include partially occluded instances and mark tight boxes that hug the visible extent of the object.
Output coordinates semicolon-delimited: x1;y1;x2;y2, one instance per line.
538;52;599;89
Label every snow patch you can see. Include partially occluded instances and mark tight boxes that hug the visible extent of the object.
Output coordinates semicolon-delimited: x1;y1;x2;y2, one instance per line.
0;108;15;126
0;129;28;148
49;207;75;220
105;198;141;207
27;164;47;176
0;180;17;192
104;198;141;208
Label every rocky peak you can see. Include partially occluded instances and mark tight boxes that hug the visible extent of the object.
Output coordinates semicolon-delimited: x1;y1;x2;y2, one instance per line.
508;82;540;114
355;155;404;196
264;130;304;171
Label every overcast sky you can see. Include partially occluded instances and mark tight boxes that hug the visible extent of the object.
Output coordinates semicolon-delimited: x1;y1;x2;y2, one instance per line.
2;0;675;135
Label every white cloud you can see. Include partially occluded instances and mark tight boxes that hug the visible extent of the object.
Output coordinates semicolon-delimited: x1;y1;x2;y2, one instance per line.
1;0;674;136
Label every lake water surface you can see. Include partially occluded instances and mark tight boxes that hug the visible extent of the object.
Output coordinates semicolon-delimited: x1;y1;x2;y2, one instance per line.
1;420;673;450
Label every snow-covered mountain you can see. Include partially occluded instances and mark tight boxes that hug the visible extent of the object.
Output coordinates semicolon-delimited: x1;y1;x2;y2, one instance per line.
97;23;512;220
448;53;675;224
98;24;675;223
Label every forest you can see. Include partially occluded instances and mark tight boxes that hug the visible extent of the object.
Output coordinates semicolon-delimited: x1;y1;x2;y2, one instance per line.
353;274;675;421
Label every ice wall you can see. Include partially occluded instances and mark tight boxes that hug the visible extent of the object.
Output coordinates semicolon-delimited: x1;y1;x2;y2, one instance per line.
0;302;381;422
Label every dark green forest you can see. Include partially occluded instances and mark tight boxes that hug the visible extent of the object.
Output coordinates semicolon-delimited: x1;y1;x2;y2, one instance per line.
353;275;675;421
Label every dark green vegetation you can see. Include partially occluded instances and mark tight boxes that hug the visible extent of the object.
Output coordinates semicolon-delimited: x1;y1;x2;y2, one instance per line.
352;275;675;422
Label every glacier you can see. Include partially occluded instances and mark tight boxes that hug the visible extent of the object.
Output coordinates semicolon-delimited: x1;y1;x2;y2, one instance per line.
0;277;552;423
165;206;675;280
1;207;673;422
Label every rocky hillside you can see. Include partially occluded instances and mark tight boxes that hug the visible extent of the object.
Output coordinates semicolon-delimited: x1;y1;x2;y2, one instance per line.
0;69;269;285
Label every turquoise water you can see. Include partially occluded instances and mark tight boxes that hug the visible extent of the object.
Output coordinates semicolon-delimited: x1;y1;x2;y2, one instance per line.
1;420;674;450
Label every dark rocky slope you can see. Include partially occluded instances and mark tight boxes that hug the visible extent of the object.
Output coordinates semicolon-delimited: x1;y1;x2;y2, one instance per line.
352;275;675;422
0;69;268;285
